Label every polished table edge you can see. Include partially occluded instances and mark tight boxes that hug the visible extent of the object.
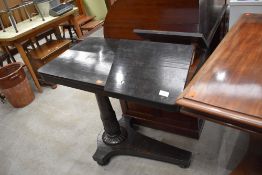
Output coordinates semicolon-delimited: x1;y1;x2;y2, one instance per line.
39;72;106;95
133;29;208;48
176;13;262;133
39;38;189;112
176;13;262;173
104;90;180;112
176;98;262;134
40;71;180;112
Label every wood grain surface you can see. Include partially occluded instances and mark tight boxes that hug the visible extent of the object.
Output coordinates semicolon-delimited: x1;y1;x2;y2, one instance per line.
103;0;227;138
104;0;226;42
177;14;262;133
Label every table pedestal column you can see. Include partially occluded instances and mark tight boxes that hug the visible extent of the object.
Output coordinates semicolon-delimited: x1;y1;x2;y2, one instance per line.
230;134;262;175
93;94;192;168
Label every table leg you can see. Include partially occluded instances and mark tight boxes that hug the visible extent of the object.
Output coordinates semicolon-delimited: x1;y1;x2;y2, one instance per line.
230;134;262;175
93;94;192;168
1;46;16;63
14;43;43;93
69;15;82;38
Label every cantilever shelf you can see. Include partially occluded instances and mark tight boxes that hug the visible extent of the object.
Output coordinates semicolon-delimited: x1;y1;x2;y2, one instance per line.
134;29;209;48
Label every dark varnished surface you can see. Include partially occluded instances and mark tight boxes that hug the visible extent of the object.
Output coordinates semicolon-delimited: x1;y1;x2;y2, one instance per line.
133;29;209;48
104;0;226;43
230;135;262;175
132;4;227;49
105;40;193;109
39;37;194;167
39;38;118;92
39;37;193;110
199;0;226;40
177;14;262;133
103;0;228;137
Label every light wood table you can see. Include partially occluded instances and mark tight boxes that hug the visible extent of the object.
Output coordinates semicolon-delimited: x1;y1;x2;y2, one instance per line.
177;14;262;174
0;8;81;92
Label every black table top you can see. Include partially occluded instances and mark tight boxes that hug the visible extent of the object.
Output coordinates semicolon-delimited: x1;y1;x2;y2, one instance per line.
39;38;119;93
39;37;193;110
105;39;193;110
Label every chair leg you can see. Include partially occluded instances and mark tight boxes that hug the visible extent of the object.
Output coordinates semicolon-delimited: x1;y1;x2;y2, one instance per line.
4;46;16;63
7;53;16;63
73;27;77;35
10;56;16;63
6;56;12;64
62;27;66;39
68;26;74;41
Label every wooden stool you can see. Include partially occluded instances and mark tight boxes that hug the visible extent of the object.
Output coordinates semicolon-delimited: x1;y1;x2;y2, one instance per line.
23;29;71;89
60;15;95;40
81;20;104;33
61;23;77;41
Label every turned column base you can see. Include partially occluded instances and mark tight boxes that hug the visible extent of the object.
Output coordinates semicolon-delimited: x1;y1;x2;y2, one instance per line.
93;117;192;168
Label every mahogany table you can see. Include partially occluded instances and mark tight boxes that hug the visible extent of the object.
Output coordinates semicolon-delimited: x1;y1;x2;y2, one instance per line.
0;8;81;92
39;37;193;168
176;14;262;174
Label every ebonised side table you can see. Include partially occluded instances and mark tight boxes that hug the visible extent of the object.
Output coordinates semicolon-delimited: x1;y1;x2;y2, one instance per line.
39;37;193;168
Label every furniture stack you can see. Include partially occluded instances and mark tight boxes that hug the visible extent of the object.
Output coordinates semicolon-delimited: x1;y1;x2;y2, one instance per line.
0;0;45;33
22;28;71;87
0;0;74;89
104;0;228;138
61;0;104;40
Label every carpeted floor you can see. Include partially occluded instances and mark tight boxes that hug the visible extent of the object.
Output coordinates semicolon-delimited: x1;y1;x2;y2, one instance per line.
0;28;249;175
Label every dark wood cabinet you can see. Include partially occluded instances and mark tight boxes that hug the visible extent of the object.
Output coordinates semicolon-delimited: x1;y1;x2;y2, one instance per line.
121;100;204;138
104;0;228;139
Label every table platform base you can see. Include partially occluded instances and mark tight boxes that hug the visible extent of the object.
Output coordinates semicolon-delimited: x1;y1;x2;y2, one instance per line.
93;117;192;168
230;134;262;175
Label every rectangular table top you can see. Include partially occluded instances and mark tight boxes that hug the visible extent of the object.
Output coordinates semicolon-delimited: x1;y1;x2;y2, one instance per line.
105;39;193;109
38;38;118;93
0;8;77;42
177;14;262;133
39;37;193;110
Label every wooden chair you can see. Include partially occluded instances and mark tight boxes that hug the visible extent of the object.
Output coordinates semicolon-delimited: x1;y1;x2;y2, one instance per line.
61;15;95;40
0;0;34;59
23;28;71;87
60;0;104;39
60;0;95;39
80;20;104;35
